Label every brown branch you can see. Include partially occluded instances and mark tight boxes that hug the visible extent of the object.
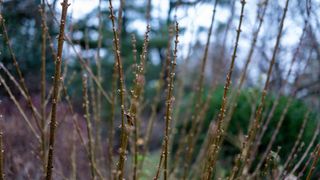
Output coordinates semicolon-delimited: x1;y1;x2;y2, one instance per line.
45;1;69;179
203;1;246;179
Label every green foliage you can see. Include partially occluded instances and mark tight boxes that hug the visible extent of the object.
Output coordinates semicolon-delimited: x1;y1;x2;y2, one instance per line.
173;86;318;169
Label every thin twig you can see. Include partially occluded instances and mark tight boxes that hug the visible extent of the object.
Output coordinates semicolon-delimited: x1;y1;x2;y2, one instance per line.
45;1;69;179
203;1;246;179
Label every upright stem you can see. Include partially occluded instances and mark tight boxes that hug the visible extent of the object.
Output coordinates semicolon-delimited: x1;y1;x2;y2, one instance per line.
182;1;218;177
82;74;97;179
45;1;69;179
108;0;128;179
39;2;47;173
108;64;116;179
203;1;246;179
140;27;172;172
229;0;290;178
95;0;102;162
248;19;308;171
163;22;179;180
130;25;151;180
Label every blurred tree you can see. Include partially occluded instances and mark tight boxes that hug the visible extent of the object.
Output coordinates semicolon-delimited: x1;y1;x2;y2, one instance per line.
0;0;57;92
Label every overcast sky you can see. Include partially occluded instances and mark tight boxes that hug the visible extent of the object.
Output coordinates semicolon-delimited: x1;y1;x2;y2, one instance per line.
53;0;319;85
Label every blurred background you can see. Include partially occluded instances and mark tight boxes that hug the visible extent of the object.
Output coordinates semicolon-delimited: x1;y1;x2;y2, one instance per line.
0;0;319;179
1;0;319;104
